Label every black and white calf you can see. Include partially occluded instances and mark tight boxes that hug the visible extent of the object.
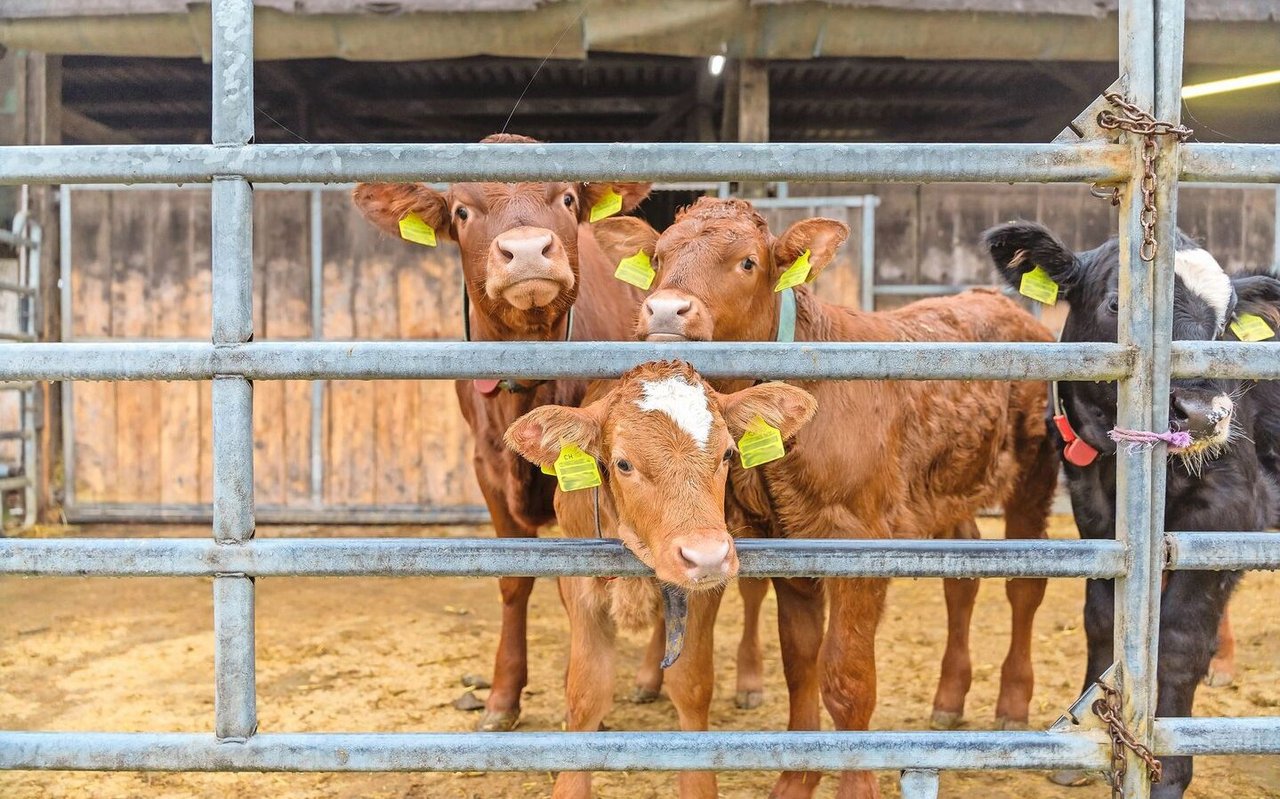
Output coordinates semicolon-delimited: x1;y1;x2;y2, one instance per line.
984;221;1280;799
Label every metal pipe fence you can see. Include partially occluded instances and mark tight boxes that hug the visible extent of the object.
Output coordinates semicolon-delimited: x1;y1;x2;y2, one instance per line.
0;0;1278;795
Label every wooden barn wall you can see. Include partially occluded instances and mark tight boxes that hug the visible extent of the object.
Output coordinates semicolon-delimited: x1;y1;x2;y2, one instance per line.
64;183;1275;517
66;188;483;512
0;258;19;472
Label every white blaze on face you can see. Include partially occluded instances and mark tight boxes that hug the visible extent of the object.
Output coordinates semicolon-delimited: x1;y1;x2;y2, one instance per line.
635;376;713;450
1175;249;1233;330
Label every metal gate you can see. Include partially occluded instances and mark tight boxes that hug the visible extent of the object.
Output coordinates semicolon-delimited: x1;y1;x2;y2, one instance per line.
0;189;40;530
2;1;1279;797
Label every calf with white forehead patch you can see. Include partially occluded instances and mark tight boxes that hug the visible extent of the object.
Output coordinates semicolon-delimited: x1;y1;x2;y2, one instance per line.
613;197;1060;799
505;360;816;799
985;221;1280;799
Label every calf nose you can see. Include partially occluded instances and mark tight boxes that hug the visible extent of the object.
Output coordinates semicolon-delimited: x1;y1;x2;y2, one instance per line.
643;294;694;337
495;231;554;266
679;539;732;582
1171;393;1229;438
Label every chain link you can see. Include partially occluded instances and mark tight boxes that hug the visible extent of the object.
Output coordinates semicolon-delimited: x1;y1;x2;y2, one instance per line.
1091;679;1163;798
1093;92;1193;262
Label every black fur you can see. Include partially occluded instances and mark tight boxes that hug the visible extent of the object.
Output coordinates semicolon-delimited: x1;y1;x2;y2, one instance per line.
984;222;1280;798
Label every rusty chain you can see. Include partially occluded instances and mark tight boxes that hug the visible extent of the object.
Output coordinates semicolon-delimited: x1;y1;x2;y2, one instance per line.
1091;679;1163;798
1093;91;1193;262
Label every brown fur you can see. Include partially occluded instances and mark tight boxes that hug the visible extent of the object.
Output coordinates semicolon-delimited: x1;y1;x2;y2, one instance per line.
351;136;651;731
631;199;1059;799
506;360;816;799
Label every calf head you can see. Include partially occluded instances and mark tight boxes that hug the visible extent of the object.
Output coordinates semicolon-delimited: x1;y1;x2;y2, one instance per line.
985;221;1280;470
624;197;849;341
505;360;816;590
352;134;650;337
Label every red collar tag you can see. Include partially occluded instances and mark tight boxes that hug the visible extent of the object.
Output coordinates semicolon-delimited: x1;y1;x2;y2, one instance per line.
1054;413;1099;467
474;379;502;396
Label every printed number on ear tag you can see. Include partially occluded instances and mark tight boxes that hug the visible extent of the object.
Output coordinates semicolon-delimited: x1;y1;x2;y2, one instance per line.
398;213;437;247
1019;265;1058;306
553;443;602;492
738;416;786;469
614;250;655;290
773;249;812;293
589;188;624;223
1230;312;1276;342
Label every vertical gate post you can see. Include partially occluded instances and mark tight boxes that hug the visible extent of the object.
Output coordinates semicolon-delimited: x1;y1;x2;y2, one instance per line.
210;0;258;743
899;769;940;799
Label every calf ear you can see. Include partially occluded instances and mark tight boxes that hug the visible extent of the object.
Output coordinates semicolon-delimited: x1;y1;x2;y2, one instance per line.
1231;274;1280;334
591;216;660;266
580;182;653;220
504;403;604;471
351;182;452;242
718;382;817;442
771;218;850;282
983;221;1082;293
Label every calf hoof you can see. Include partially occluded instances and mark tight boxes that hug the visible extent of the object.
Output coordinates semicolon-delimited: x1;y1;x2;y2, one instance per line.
734;690;764;710
630;686;662;704
1047;770;1094;787
1203;662;1235;688
475;709;521;732
929;709;964;730
996;716;1030;731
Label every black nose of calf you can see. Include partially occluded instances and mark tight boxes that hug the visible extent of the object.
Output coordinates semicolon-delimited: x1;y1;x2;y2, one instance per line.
1170;393;1225;438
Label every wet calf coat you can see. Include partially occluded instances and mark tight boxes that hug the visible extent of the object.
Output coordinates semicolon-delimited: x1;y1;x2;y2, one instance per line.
506;360;816;799
623;198;1059;799
352;134;652;731
985;221;1280;799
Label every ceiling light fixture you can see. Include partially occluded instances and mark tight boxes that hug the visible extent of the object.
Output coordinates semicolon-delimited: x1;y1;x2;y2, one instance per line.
1182;68;1280;99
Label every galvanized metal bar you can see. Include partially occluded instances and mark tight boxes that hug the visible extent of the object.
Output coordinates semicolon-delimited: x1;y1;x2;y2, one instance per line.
211;379;254;543
0;280;36;296
58;187;76;512
211;179;254;345
1180;144;1280;183
61;503;490;526
0;730;1109;772
1170;342;1280;379
899;769;940;799
860;195;876;312
0;341;1135;382
1165;532;1280;571
0;143;1130;186
212;576;256;741
1273;184;1280;276
1153;717;1280;756
1115;3;1161;798
0;537;1128;579
211;0;254;148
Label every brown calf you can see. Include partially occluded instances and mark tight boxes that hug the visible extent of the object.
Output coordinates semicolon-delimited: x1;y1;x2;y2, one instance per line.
625;198;1058;799
506;359;816;799
352;134;651;731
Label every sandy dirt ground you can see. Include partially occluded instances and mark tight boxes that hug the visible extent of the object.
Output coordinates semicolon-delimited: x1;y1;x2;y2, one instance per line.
2;517;1277;799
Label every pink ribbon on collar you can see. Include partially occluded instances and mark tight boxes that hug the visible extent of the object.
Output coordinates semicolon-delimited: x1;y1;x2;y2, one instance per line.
1108;427;1194;453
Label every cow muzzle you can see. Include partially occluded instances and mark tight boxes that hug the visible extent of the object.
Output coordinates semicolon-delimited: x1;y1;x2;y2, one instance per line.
660;531;738;590
486;226;575;310
639;290;711;341
1169;389;1233;452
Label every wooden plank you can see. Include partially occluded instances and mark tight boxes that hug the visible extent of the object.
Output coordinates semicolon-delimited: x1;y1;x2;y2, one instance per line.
68;191;115;503
156;191;201;505
357;231;399;506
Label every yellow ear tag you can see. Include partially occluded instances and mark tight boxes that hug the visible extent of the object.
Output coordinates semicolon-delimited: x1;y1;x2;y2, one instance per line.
589;188;624;223
553;443;602;492
773;249;812;292
398;213;437;247
737;416;786;469
541;463;556;476
1019;265;1058;306
1230;312;1276;342
614;250;655;290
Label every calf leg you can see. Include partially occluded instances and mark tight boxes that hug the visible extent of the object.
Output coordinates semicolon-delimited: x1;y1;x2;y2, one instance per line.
822;577;889;799
632;618;666;703
553;577;618;799
665;588;725;799
1203;605;1236;687
1151;570;1239;799
478;489;538;732
930;577;978;730
769;577;826;799
735;577;770;709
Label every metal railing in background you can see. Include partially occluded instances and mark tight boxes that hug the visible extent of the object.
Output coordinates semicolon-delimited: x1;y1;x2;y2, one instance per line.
0;1;1278;797
0;188;40;530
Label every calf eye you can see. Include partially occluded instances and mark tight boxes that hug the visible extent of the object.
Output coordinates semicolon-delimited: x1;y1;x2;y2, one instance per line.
741;257;756;272
615;459;633;474
455;206;469;221
563;193;576;208
722;448;734;464
1106;297;1120;315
